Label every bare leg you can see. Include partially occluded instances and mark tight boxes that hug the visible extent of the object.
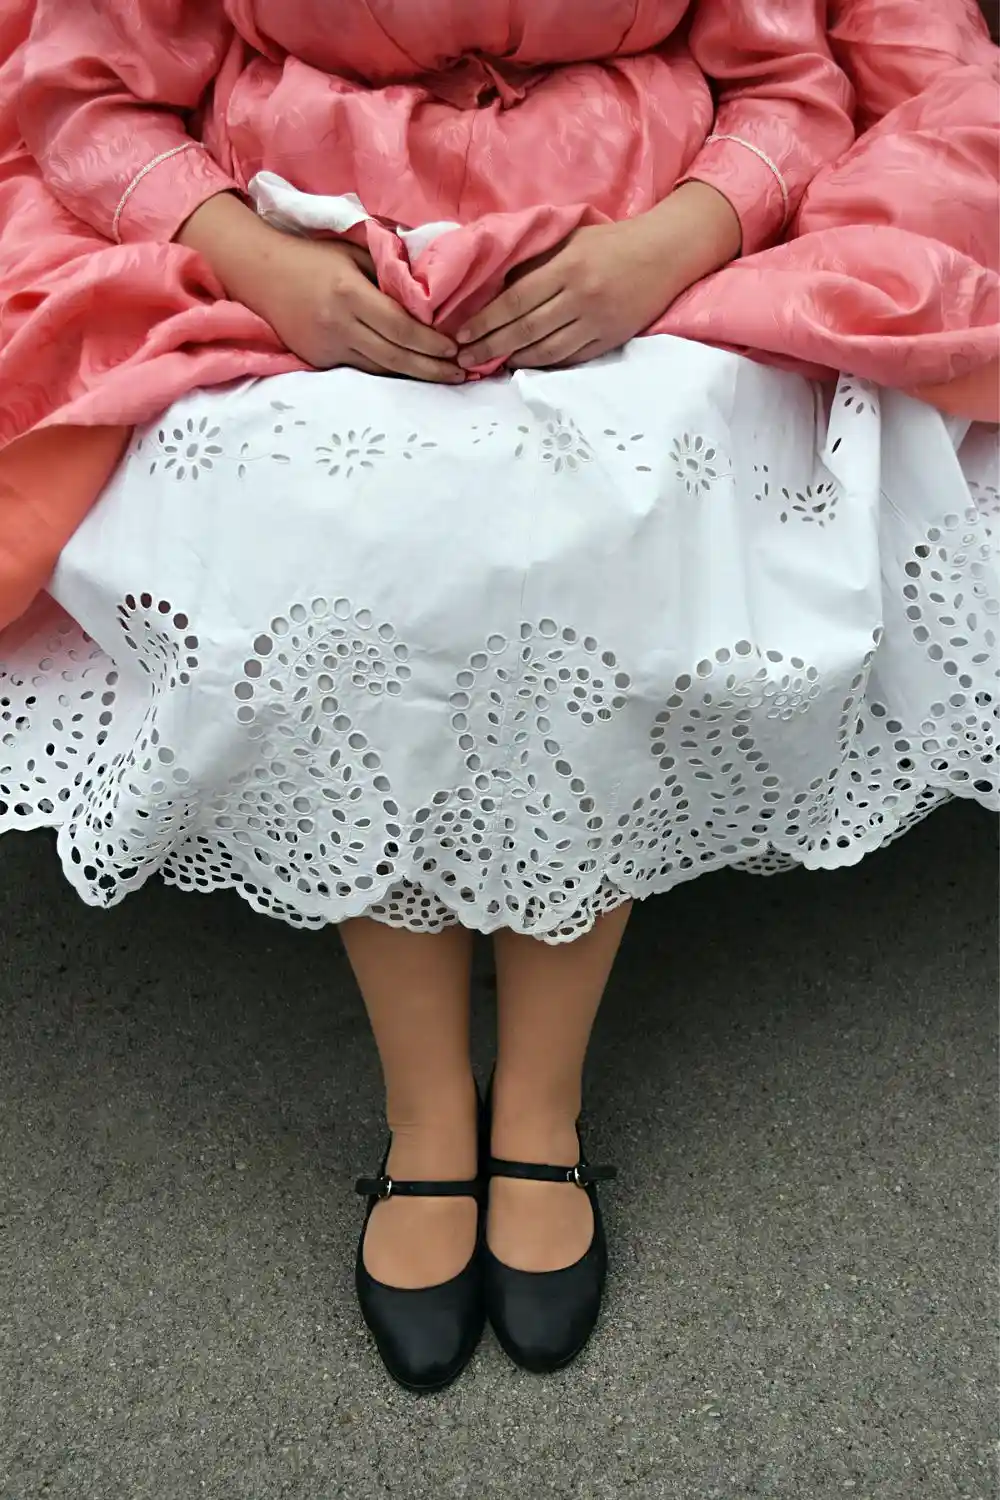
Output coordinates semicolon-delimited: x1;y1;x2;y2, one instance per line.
340;918;478;1288
489;904;632;1270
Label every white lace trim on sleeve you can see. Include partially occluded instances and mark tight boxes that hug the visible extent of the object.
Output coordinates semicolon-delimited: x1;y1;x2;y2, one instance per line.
705;134;791;224
112;142;201;242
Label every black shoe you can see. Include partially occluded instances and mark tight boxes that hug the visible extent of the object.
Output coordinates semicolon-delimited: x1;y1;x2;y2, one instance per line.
484;1124;616;1374
355;1136;486;1394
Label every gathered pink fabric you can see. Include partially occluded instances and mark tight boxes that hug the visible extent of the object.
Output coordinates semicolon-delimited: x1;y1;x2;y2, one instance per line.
0;0;997;629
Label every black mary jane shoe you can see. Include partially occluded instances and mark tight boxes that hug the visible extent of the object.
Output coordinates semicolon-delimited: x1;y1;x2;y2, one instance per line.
354;1145;486;1394
484;1127;617;1374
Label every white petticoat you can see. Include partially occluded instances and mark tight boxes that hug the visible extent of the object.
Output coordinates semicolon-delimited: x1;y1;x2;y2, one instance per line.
1;336;996;940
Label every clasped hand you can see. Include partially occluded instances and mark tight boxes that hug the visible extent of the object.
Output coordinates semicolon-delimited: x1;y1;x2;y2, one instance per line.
242;184;738;379
456;217;688;372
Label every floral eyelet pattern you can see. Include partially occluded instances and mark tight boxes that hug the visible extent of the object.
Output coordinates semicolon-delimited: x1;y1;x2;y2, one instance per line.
671;433;723;495
1;363;995;939
540;415;592;472
147;418;224;480
316;428;387;477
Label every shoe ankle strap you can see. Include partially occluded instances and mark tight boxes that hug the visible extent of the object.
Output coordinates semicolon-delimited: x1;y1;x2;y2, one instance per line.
355;1174;483;1202
487;1157;617;1188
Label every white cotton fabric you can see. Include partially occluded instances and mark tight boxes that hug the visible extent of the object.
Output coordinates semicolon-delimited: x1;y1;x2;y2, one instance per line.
0;337;996;939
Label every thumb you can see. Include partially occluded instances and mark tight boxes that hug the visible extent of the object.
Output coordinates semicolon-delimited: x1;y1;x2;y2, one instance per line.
327;238;379;284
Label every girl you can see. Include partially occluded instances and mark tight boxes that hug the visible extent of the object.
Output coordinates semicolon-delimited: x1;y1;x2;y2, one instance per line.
0;0;996;1391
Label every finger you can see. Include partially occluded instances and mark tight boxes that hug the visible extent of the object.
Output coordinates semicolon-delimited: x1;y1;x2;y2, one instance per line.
349;250;378;285
344;351;390;377
458;292;575;369
338;241;377;279
507;324;596;370
455;259;567;348
507;246;561;284
353;281;458;359
546;343;607;370
351;325;466;384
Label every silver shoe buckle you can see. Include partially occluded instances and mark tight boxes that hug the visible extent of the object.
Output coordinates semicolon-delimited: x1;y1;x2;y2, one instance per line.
570;1165;587;1189
377;1176;394;1200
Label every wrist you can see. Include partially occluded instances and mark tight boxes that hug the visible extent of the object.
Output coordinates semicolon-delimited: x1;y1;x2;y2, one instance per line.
635;180;743;288
175;192;292;314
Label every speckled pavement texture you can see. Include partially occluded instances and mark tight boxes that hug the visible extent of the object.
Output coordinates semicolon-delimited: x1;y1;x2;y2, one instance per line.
0;800;996;1499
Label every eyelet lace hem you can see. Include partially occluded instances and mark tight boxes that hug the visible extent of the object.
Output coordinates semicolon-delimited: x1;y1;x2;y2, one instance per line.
0;602;989;943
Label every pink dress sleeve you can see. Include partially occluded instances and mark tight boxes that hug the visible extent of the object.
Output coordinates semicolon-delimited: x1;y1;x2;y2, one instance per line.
18;0;238;245
683;0;856;256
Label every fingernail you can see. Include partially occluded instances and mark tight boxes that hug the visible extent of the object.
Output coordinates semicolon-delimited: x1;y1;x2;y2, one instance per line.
458;352;475;369
456;329;471;345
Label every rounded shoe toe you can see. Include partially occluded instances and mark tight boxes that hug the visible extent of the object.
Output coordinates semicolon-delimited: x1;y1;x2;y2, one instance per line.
358;1266;485;1392
485;1247;604;1373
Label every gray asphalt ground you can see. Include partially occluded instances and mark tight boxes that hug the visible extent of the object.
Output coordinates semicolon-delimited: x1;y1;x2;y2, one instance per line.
0;801;996;1500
